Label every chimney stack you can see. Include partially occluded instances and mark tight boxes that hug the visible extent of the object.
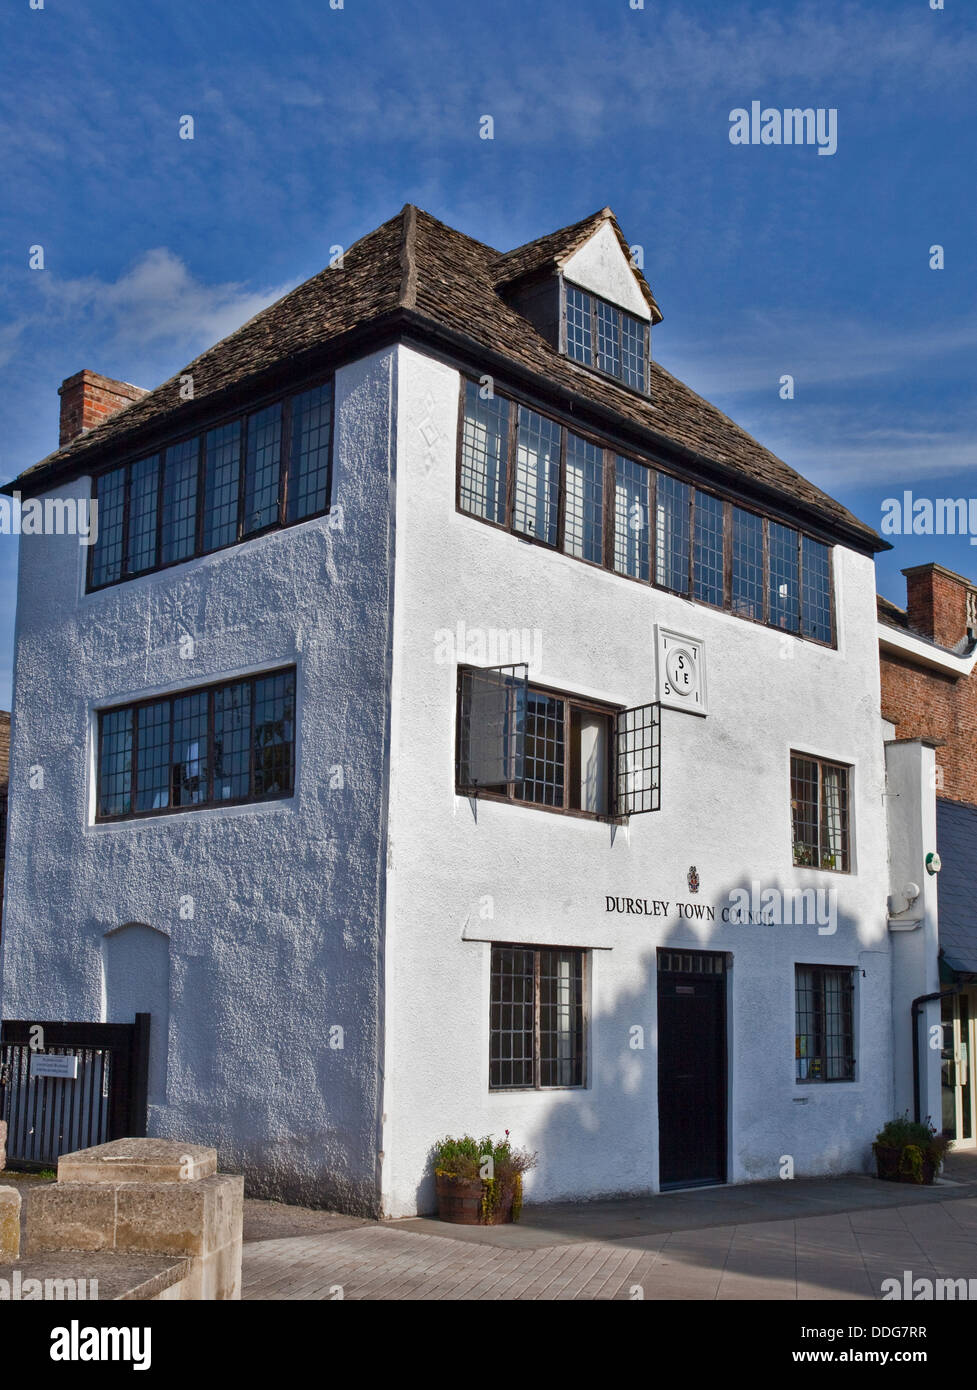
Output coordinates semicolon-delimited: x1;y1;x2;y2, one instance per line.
58;370;148;447
902;563;975;651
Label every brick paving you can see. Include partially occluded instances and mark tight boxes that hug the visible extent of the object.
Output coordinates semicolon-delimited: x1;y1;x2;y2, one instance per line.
242;1194;977;1301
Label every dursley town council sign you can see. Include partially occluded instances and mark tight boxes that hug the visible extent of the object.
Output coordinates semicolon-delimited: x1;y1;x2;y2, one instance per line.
604;884;839;935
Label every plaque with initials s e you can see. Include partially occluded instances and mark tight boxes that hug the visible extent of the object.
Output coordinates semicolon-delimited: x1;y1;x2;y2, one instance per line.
656;626;707;715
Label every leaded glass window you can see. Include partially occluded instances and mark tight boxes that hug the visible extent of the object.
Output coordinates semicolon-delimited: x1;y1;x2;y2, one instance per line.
96;669;295;820
88;380;334;591
564;284;648;391
513;407;560;546
161;439;199;566
243;403;282;535
732;507;764;620
203;421;241;552
288;384;332;523
769;521;800;633
564;432;603;564
613;456;650;580
693;490;725;607
459;381;508;525
656;473;691;594
791;753;851;872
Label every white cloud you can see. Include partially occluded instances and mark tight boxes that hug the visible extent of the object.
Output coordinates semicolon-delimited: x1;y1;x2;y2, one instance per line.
33;249;296;357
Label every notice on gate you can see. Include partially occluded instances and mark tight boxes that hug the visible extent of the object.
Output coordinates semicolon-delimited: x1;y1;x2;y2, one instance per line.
31;1054;79;1079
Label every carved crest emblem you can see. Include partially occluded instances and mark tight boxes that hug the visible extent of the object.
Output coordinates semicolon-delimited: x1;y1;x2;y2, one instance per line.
687;865;700;895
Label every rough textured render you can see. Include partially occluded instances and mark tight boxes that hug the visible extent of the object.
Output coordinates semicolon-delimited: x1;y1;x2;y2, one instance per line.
1;348;397;1214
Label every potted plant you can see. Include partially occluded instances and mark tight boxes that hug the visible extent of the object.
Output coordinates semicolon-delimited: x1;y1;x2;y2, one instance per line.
433;1131;537;1225
872;1113;950;1185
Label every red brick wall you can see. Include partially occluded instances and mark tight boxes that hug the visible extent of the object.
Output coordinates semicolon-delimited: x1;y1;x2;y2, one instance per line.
881;653;977;805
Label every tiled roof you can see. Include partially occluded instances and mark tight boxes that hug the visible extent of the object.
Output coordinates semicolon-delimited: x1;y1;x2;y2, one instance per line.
10;205;881;549
493;207;663;322
937;798;977;975
878;594;909;630
0;710;9;792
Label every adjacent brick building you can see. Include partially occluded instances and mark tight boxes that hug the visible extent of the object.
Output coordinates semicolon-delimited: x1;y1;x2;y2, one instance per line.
879;564;977;805
879;562;977;1145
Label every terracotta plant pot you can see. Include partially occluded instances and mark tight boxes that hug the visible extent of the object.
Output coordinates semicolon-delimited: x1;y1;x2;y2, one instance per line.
873;1144;938;1185
435;1174;518;1224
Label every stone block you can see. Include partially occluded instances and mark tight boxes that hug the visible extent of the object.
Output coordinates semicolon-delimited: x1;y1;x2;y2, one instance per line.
115;1175;242;1257
0;1185;20;1260
26;1183;118;1253
58;1138;217;1185
0;1119;7;1171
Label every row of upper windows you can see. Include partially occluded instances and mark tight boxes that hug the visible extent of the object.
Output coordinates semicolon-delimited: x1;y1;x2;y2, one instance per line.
458;380;835;645
88;382;333;590
83;363;834;650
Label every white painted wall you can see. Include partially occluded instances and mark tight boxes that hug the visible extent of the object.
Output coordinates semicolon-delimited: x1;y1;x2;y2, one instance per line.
0;348;398;1213
382;344;894;1216
562;222;651;319
884;739;942;1125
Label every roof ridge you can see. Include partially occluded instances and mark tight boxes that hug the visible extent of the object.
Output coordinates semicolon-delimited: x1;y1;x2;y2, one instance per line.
398;203;418;309
496;207;612;269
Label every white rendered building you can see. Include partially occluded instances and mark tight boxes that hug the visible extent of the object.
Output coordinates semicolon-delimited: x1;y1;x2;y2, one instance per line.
1;206;897;1215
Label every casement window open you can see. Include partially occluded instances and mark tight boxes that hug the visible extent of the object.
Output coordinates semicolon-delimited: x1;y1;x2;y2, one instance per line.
456;663;660;819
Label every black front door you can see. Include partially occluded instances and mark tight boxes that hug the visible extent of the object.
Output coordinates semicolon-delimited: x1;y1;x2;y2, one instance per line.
657;953;727;1188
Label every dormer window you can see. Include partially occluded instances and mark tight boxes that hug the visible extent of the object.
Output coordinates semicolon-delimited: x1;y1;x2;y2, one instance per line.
564;284;649;392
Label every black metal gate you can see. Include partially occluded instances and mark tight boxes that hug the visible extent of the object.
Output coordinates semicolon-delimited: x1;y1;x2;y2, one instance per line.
0;1016;150;1170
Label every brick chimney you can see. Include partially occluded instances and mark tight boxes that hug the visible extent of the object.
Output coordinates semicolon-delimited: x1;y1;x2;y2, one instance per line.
58;370;148;447
902;563;975;650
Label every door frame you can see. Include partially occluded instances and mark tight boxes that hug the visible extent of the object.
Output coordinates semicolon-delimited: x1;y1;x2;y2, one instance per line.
943;986;977;1149
656;948;730;1190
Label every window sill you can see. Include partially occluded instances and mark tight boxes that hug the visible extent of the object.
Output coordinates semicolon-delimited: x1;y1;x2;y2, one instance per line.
88;795;295;832
457;788;623;825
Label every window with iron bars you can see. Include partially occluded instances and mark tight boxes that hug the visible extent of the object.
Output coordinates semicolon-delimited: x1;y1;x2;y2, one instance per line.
490;945;585;1089
795;965;856;1082
455;664;659;818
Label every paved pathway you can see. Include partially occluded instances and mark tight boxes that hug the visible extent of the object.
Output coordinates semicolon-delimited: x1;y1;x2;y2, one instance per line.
243;1182;977;1301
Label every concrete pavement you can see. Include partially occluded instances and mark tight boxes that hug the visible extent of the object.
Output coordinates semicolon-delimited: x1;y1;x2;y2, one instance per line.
242;1154;977;1300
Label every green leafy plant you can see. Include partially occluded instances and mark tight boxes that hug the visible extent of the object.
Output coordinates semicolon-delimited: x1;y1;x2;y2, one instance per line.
433;1130;538;1223
873;1112;950;1183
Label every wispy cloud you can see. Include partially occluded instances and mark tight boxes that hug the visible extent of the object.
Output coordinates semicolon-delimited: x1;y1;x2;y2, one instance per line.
660;310;977;397
1;251;295;373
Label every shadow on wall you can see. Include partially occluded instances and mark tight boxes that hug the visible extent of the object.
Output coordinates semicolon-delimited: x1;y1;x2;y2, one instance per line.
101;921;170;1107
415;872;888;1220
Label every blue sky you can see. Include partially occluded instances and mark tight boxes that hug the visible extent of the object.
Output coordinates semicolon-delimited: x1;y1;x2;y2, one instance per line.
1;0;974;706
